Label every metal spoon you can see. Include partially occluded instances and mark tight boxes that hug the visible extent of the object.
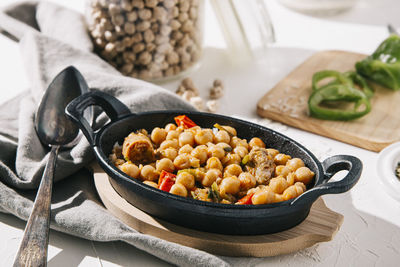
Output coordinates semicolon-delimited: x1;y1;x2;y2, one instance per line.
13;66;91;267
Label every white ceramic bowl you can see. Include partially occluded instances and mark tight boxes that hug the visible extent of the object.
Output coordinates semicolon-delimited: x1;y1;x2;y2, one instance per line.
376;142;400;202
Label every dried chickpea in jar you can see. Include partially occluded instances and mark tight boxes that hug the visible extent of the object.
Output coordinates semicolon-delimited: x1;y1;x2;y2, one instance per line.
87;0;204;81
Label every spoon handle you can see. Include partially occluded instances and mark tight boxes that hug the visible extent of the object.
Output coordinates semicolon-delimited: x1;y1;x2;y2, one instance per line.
14;145;60;267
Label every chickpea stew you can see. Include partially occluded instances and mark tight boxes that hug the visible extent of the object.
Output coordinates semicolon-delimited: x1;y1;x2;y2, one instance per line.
109;115;315;205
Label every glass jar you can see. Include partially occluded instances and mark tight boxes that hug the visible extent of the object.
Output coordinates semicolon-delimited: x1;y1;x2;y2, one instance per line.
87;0;204;81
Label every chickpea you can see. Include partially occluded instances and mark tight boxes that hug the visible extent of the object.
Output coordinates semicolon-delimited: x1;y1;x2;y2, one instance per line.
160;139;179;150
221;153;241;166
156;158;175;172
179;131;195;147
194;129;214;145
274;193;284;203
150;127;167;144
214;130;230;144
249;137;266;150
295;182;307;192
191;145;208;164
176;172;195;190
208;145;225;159
294;167;315;185
223;164;242;177
185;126;201;136
179;144;193;154
216;142;232;152
266;148;279;158
159;147;178;161
143;181;158;188
166;130;180;140
274;153;291;165
114;159;125;166
238;172;256;190
251;188;275;205
118;162;140;178
286;172;295;186
221;125;236;136
170;183;187;197
173;153;191;170
233;145;248;158
269;176;289;194
230;136;248;149
140;165;158;181
275;165;291;178
206;157;223;171
220;176;240;195
282;184;304;201
165;123;177;132
189;155;200;168
202;169;222;187
194;168;206;182
286;158;305;172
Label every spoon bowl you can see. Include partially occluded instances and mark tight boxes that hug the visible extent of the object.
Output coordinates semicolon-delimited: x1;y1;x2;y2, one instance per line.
13;66;91;267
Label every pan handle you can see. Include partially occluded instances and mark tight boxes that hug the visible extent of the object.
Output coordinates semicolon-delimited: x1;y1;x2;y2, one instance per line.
66;90;131;145
291;155;362;206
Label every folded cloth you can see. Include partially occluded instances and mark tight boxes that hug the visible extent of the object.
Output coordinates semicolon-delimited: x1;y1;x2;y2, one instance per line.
0;1;230;266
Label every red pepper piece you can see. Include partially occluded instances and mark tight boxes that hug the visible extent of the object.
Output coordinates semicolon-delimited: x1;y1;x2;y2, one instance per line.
158;170;176;192
237;193;254;205
174;115;197;129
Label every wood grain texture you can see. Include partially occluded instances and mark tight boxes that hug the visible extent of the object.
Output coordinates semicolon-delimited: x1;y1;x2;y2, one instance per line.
92;164;343;257
257;50;400;152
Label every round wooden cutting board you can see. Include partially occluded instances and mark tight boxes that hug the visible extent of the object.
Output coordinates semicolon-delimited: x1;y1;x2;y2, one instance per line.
92;164;343;257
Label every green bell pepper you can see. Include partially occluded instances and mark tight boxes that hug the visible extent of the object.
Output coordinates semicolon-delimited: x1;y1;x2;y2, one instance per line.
308;70;372;121
355;34;400;90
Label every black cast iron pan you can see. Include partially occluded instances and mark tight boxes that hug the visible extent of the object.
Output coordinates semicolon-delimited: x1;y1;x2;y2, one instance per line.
66;90;362;235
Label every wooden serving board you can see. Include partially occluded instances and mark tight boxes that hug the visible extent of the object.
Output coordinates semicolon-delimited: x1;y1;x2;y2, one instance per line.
257;50;400;152
92;164;343;257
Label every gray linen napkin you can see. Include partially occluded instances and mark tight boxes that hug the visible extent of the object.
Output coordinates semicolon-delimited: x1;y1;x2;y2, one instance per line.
0;1;230;266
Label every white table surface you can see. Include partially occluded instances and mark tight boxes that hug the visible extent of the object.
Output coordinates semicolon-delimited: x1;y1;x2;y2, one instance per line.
1;0;400;266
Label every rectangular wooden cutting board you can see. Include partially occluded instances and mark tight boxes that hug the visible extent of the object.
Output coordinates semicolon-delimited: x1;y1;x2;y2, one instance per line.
257;50;400;152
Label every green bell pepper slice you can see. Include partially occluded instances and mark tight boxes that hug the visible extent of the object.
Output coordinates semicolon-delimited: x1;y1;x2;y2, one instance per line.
308;84;371;121
356;34;400;90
